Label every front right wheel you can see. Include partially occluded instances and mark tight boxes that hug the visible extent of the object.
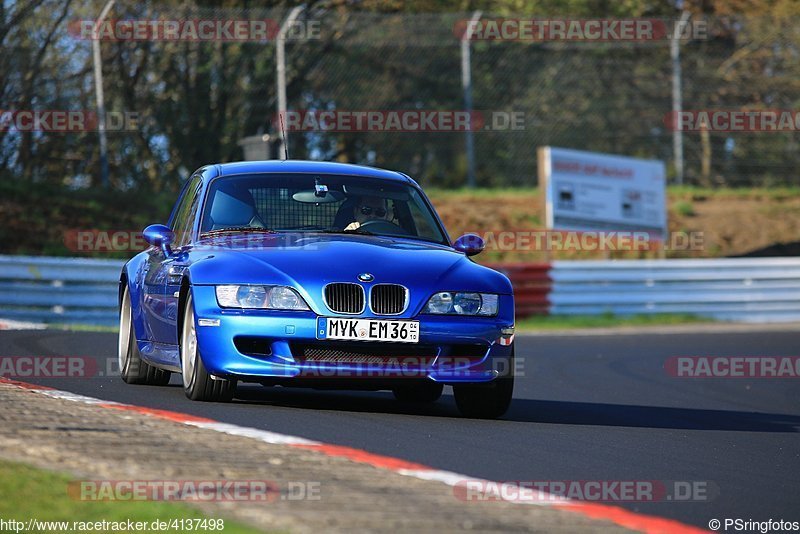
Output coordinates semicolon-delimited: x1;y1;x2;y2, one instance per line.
181;294;236;402
453;346;514;419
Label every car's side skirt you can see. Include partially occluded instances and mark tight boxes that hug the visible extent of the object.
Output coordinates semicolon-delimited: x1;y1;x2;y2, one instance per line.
137;340;181;372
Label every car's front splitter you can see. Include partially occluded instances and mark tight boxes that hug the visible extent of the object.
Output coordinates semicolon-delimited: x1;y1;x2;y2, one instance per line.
190;286;514;384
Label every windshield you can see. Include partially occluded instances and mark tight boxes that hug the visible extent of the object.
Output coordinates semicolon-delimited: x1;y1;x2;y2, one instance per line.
199;173;448;245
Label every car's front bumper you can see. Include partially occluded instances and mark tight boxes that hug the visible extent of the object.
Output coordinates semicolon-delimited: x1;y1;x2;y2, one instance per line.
191;286;515;384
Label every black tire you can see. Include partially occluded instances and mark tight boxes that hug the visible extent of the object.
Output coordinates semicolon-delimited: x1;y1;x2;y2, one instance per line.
392;381;444;403
119;286;171;386
181;294;236;402
453;346;514;419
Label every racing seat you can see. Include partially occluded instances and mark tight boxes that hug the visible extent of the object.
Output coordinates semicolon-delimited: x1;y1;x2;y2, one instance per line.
208;186;267;230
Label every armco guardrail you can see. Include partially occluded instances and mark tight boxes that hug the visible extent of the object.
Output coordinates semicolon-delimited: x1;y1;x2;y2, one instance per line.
0;255;124;326
1;255;799;326
548;258;800;323
483;263;551;317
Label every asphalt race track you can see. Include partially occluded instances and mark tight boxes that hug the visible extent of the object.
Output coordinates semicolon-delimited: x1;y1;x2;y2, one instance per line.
1;328;798;529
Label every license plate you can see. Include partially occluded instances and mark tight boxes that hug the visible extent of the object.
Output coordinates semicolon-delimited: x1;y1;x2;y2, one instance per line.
317;318;419;343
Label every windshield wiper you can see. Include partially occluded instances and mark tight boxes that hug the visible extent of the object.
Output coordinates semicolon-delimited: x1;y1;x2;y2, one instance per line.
306;228;445;244
312;228;376;236
200;227;277;238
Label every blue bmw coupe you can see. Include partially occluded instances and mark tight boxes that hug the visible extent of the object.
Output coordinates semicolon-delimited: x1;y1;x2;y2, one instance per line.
118;161;515;418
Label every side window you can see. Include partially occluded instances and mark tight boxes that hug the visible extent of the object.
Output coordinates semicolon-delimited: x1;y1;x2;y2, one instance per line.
407;190;440;241
171;176;202;247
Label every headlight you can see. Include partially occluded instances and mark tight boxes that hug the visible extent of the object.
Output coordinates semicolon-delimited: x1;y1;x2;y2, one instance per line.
425;292;453;314
215;285;310;310
269;286;307;310
422;292;498;316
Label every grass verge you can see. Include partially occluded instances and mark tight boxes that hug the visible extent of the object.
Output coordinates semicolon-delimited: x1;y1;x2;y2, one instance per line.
0;460;263;533
50;323;119;333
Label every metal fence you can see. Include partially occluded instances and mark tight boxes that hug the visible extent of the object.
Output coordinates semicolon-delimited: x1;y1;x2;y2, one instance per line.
549;258;800;323
0;255;122;326
484;263;551;317
1;255;798;326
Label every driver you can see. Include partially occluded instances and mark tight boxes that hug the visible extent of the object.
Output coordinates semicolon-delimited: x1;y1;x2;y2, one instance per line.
344;196;391;231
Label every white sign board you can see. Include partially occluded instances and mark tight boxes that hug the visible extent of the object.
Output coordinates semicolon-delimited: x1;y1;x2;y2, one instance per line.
540;146;667;238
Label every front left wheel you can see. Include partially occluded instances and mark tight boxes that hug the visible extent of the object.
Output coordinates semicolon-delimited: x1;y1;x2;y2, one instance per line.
181;294;236;402
453;346;514;419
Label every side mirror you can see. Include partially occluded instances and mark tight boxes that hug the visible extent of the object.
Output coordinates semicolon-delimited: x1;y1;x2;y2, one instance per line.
143;224;174;256
453;233;485;257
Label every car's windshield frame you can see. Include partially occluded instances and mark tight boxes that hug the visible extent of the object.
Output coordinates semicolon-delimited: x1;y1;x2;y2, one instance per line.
195;172;450;246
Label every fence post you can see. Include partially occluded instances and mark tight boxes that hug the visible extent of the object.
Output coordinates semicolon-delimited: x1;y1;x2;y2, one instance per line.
670;10;691;186
461;10;482;188
276;6;305;160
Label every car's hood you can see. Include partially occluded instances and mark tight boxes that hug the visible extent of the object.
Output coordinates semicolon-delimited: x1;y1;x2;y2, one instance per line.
187;233;511;313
